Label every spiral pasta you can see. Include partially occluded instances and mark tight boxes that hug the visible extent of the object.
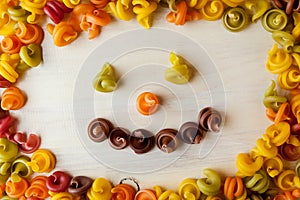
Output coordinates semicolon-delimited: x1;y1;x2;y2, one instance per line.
46;22;79;47
0;12;17;36
244;170;270;194
111;183;136;200
200;0;224;21
243;0;270;22
222;7;249;32
5;177;28;198
134;189;157;200
263;156;284;178
7;6;28;22
1;86;26;110
19;43;42;67
25;176;49;199
90;0;110;8
20;0;46;24
0;59;19;83
262;8;288;32
93;62;117;92
105;0;135;21
251;138;278;158
263;80;287;112
272;0;300;15
27;149;56;173
178;178;200;200
276;170;300;191
290;90;300;123
158;190;181;200
236;153;264;177
63;0;81;8
185;0;208;9
263;122;290;147
223;176;246;200
10;156;32;183
49;192;74;200
278;66;300;90
272;31;295;53
222;0;244;7
266;102;292;124
266;44;293;74
1;35;23;54
196;168;221;196
166;1;188;26
132;0;157;29
165;51;190;84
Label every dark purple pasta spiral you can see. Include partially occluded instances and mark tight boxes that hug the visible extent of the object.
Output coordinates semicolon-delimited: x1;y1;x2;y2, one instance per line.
272;0;300;15
68;176;93;196
156;128;178;153
87;118;113;142
108;127;130;150
198;107;222;132
178;122;203;144
129;129;155;154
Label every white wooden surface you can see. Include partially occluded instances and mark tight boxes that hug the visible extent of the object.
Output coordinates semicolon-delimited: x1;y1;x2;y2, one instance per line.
4;9;278;190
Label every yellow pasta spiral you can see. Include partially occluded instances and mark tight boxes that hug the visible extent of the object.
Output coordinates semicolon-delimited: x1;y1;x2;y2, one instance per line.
263;122;290;147
222;0;244;7
186;0;208;9
20;0;46;24
263;156;283;178
243;0;270;22
278;66;300;90
200;0;224;21
132;0;157;29
276;170;300;191
105;0;135;21
236;153;264;177
266;44;292;74
251;138;278;158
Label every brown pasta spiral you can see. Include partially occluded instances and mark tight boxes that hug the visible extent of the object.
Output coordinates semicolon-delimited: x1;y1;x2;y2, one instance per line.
198;107;222;132
178;122;204;144
156;128;178;153
108;127;130;150
272;0;300;15
129;129;155;154
87;118;113;142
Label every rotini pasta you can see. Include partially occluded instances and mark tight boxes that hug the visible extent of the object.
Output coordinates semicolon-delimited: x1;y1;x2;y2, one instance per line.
132;0;158;29
272;0;300;15
261;9;288;32
266;44;292;74
200;0;224;21
111;183;136;200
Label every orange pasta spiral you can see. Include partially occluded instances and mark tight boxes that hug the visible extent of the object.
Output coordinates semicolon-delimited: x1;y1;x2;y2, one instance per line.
266;102;294;124
1;35;23;54
90;0;110;8
223;176;246;200
166;1;188;25
47;22;79;47
25;176;49;199
290;90;300;123
1;86;26;110
15;22;44;45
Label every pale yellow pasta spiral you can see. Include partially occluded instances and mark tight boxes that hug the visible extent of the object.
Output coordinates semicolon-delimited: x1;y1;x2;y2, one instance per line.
132;0;157;29
278;66;300;90
222;0;244;7
266;44;292;74
105;0;135;21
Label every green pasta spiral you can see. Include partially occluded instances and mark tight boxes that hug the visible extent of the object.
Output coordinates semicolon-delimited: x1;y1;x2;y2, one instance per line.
263;80;287;112
243;170;270;194
196;168;221;196
222;7;249;32
261;8;288;32
272;30;295;53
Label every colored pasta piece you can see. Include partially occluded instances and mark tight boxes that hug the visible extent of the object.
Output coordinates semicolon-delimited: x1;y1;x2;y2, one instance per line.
10;155;32;183
1;86;26;110
266;44;292;74
5;177;29;198
251;138;278;158
242;0;270;22
25;176;49;199
1;35;23;54
68;176;93;196
272;30;295;53
244;170;270;194
196;168;221;196
223;176;246;200
263;122;290;147
132;0;158;29
105;0;135;21
27;149;56;173
272;0;300;15
7;6;28;22
15;22;44;45
135;189;157;200
157;189;180;200
276;170;300;190
80;9;111;39
0;12;17;36
136;92;159;115
266;102;293;124
178;178;200;200
278;66;300;90
166;1;187;25
44;0;73;24
68;3;96;32
165;52;190;84
186;0;208;9
261;8;288;32
263;156;284;177
47;22;79;47
111;183;136;200
49;191;74;200
87;177;112;200
200;0;224;21
63;0;81;8
290;90;300;123
93;63;117;92
20;0;46;24
263;80;287;112
0;60;19;83
222;7;249;32
19;44;42;67
236;153;263;177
